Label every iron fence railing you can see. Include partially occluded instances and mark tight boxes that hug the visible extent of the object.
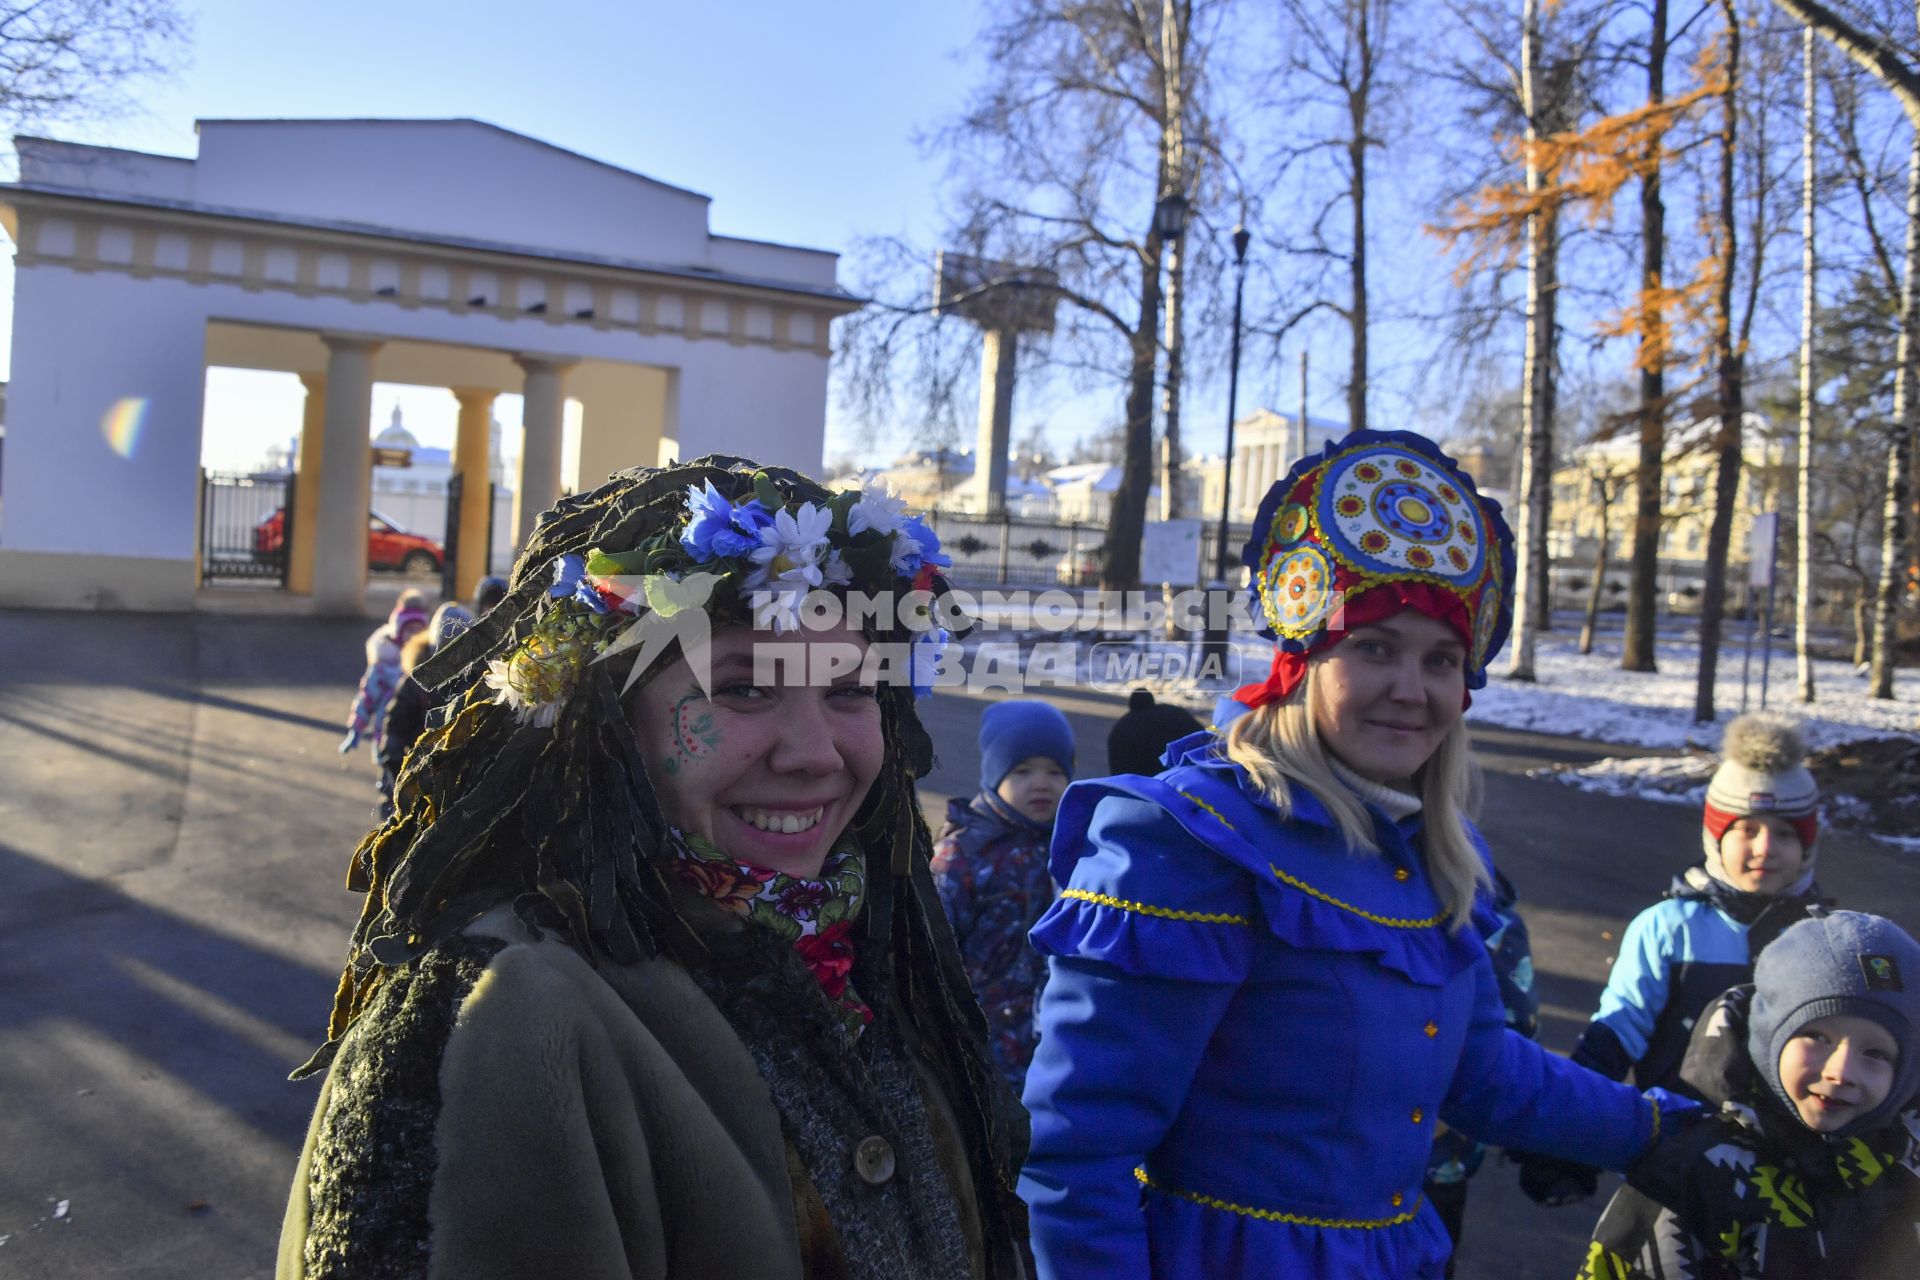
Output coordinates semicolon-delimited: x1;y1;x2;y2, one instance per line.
921;511;1257;587
201;469;292;585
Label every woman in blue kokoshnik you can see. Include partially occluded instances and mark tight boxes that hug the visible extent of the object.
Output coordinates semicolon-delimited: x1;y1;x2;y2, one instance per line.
1018;429;1700;1280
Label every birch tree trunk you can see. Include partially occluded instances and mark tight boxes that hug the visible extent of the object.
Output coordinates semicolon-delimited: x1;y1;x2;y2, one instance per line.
1871;131;1919;699
1160;0;1187;523
1797;23;1819;703
1510;0;1558;681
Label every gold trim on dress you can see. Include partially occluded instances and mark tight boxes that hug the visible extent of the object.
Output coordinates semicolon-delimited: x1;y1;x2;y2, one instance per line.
1267;863;1448;929
1134;1168;1422;1229
1058;888;1251;926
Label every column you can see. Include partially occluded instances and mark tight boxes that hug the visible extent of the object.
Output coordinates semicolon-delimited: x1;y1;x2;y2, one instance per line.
973;329;1015;514
311;335;382;614
450;387;498;602
288;372;326;595
512;355;575;548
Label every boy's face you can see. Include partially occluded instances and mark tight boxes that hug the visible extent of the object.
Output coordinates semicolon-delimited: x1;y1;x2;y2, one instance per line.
1779;1013;1900;1133
996;756;1069;824
1718;815;1806;893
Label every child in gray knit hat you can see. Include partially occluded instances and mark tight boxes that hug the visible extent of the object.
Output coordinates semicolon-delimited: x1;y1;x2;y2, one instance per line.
1582;912;1920;1279
1520;713;1835;1206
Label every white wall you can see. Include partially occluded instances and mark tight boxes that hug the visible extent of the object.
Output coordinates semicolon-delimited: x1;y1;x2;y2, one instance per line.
192;120;720;269
1;265;209;561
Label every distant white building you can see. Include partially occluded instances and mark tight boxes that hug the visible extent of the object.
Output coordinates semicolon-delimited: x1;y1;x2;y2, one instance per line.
1193;409;1349;522
0;118;860;612
836;446;1058;519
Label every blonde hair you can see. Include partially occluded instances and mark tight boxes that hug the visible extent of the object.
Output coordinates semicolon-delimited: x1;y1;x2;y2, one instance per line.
1223;663;1489;930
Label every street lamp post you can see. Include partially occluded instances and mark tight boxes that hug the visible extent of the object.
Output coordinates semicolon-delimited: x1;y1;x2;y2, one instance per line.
1204;226;1253;669
1215;224;1252;582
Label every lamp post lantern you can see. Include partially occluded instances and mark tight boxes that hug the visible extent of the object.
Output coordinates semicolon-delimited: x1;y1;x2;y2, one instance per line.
1154;191;1191;243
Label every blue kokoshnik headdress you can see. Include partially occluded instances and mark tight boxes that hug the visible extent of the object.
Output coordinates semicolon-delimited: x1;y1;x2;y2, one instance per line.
1235;429;1516;707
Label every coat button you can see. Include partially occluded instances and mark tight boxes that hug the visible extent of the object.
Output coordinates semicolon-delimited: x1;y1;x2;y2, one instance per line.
1423;1021;1439;1038
1411;1108;1424;1124
1391;1192;1405;1207
853;1135;896;1186
1394;867;1411;882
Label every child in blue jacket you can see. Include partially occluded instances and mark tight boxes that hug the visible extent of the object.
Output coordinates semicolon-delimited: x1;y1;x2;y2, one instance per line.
1522;712;1830;1204
932;700;1074;1088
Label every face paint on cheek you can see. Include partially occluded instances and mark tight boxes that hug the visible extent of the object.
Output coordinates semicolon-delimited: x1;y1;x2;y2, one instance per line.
671;691;723;767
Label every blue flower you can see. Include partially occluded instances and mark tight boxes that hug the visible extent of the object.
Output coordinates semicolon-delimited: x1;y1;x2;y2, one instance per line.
889;515;952;575
680;482;736;561
548;553;610;615
910;626;951;698
716;499;774;558
682;482;775;562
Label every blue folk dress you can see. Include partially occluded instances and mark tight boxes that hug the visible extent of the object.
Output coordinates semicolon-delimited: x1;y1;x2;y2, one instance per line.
1019;733;1668;1280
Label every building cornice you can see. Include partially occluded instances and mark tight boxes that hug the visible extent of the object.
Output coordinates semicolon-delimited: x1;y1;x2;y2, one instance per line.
1;183;861;355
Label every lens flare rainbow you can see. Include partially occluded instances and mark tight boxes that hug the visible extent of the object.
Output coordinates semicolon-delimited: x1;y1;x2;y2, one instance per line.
100;397;150;459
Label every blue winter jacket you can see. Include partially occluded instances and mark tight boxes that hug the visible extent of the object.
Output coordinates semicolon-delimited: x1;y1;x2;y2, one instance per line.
1019;733;1668;1280
1586;870;1827;1093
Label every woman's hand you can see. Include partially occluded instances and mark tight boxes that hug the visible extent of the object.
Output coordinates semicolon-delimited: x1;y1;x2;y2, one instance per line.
1515;1151;1598;1206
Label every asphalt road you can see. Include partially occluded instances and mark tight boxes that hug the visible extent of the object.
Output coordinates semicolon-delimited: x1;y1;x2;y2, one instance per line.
0;608;1913;1279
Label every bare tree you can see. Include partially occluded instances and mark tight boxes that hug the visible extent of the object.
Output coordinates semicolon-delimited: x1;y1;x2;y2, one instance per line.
1579;454;1635;653
1776;0;1920;697
1693;1;1799;722
0;0;189;134
837;0;1236;590
1623;0;1676;673
1797;23;1820;701
1270;0;1394;435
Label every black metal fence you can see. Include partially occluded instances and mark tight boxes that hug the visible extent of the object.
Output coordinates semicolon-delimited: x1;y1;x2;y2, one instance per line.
921;510;1257;587
440;472;499;600
201;470;291;586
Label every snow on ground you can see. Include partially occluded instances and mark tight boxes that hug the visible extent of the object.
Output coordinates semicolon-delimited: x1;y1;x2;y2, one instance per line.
1536;754;1714;807
943;622;1918;844
1466;634;1919;752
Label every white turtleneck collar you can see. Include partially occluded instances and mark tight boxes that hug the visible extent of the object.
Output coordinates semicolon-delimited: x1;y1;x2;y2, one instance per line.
1329;757;1423;821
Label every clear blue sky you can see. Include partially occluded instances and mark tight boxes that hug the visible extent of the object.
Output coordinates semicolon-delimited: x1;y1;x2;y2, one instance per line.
2;0;1489;477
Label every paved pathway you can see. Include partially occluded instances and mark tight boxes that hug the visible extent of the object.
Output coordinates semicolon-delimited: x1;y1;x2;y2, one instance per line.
0;609;1913;1278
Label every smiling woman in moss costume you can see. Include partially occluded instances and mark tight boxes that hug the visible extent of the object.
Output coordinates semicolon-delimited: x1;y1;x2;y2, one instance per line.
278;458;1028;1280
1017;430;1701;1280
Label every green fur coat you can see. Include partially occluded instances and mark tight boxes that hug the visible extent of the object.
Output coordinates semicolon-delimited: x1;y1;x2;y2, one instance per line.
278;905;1008;1280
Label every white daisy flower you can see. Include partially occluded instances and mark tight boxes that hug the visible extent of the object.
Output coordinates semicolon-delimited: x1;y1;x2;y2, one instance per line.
749;502;831;586
483;656;563;727
750;584;808;634
848;484;908;537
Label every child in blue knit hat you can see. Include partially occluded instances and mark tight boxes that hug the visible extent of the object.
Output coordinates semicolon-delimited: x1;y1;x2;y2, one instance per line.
1582;911;1920;1278
931;700;1076;1087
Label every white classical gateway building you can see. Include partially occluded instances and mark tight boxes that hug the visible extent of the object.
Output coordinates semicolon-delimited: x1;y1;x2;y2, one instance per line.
0;118;859;612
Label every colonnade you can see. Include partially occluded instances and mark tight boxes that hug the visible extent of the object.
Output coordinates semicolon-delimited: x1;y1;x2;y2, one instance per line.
1230;429;1303;522
288;335;575;613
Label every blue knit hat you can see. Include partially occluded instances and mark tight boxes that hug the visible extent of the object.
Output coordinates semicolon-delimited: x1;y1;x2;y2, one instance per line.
978;701;1075;792
1750;911;1920;1137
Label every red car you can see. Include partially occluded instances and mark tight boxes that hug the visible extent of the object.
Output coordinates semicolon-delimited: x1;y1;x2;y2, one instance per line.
255;509;445;575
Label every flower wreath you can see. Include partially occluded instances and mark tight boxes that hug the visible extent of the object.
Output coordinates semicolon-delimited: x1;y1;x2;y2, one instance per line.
483;470;954;726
